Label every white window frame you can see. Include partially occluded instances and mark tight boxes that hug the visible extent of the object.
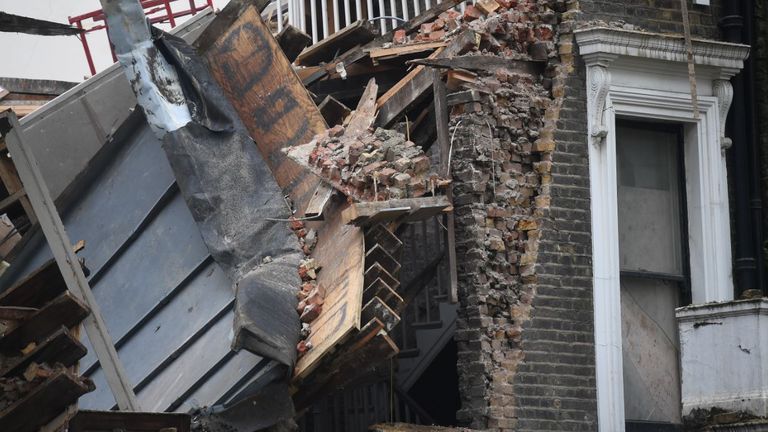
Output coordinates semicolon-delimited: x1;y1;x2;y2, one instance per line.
574;27;750;432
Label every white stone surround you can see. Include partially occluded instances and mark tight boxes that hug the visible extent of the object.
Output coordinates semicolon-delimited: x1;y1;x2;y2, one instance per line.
677;299;768;417
574;26;750;432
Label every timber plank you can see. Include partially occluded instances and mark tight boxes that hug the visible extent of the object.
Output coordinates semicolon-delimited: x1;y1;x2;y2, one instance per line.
361;296;400;332
367;41;447;63
365;243;401;277
363;277;403;309
0;291;89;354
364;262;399;291
296;20;377;66
318;95;351;126
343;196;451;226
69;410;190;432
0;369;93;432
364;224;402;256
304;183;335;219
0;327;86;378
277;25;312;63
408;55;545;74
375;30;479;127
0;259;65;309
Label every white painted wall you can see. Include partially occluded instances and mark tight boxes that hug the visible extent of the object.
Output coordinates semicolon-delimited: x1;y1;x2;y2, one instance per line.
0;1;227;82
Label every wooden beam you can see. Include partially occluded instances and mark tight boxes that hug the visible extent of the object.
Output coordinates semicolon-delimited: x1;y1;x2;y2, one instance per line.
0;188;25;213
361;296;400;332
296;20;377;66
366;41;446;63
0;370;93;432
0;144;36;224
277;24;312;63
0;259;64;309
0;327;86;378
317;95;351;126
364;224;403;256
375;30;479;127
365;243;401;277
304;183;335;219
69;410;191;432
301;0;466;86
408;55;545;74
364;262;399;291
342;196;451;226
0;291;89;354
433;69;459;304
0;306;36;321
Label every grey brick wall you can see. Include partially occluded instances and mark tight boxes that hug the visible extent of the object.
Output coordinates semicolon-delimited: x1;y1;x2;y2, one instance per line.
580;0;722;39
512;51;598;431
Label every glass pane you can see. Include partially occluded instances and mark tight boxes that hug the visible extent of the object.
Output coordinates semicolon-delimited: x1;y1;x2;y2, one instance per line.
617;125;683;275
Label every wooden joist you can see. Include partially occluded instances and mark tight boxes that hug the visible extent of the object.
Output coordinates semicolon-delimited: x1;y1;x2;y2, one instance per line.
365;243;401;277
361;296;400;332
364;262;400;291
0;327;86;378
375;30;479;127
0;291;89;354
363;277;403;310
342;195;451;226
0;369;93;432
304;183;335;219
0;259;65;309
365;224;403;256
366;41;447;64
300;0;465;86
0;188;25;213
293;317;398;411
296;20;377;66
408;55;546;74
68;410;191;432
0;306;36;321
277;24;312;63
317;95;351;126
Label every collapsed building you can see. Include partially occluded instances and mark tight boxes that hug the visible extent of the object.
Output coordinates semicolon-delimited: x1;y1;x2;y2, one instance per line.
0;0;767;431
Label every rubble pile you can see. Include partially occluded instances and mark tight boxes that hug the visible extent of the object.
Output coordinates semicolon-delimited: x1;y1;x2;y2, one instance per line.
307;125;448;201
392;0;563;62
288;218;323;358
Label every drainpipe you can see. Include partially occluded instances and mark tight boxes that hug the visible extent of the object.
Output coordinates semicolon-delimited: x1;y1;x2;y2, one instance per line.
720;0;764;296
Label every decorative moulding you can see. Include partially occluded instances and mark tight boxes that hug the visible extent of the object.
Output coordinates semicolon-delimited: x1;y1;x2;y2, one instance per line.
574;27;750;78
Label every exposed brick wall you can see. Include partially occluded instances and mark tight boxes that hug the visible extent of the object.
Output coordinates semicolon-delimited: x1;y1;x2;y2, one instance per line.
449;1;598;430
579;0;722;39
512;38;598;432
449;0;731;430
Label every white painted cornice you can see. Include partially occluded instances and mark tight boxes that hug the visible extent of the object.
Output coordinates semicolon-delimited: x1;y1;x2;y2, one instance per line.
574;26;750;77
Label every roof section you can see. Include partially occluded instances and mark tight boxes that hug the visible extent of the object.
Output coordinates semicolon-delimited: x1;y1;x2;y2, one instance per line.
5;111;266;412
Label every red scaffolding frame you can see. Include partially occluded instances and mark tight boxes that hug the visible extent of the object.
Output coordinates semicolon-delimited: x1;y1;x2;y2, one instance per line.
69;0;214;76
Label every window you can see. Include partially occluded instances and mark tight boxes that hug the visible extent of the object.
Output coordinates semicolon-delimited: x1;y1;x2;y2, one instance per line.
575;26;747;432
616;121;687;426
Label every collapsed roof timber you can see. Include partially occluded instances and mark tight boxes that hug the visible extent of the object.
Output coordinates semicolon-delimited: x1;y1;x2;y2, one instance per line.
1;0;765;431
